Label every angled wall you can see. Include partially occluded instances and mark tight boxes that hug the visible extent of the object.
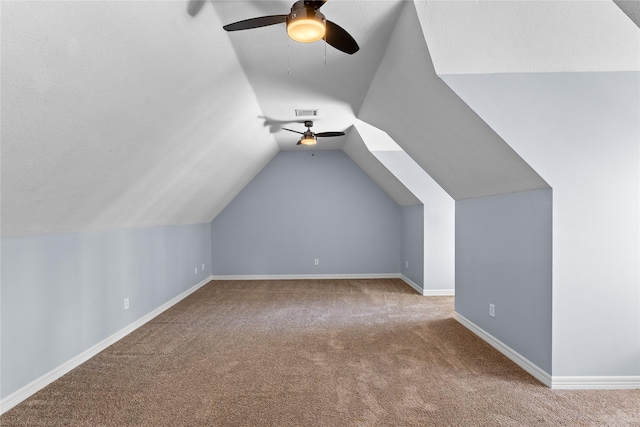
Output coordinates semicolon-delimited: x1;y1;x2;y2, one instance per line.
210;150;401;277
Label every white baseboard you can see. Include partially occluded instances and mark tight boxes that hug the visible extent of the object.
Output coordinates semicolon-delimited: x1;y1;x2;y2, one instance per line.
211;273;401;281
551;376;640;390
423;289;455;296
210;274;454;297
454;312;640;390
399;275;454;296
454;312;553;387
0;275;213;415
400;274;424;294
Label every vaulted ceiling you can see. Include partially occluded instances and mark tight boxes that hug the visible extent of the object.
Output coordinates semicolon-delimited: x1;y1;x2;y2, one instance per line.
1;0;637;238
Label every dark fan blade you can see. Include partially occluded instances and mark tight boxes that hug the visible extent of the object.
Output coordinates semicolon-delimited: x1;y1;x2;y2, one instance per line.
187;0;206;17
282;128;305;135
316;131;345;137
325;20;359;54
223;15;287;31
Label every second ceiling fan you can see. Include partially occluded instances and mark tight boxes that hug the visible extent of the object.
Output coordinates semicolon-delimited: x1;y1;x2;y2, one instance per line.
222;0;359;55
283;121;345;145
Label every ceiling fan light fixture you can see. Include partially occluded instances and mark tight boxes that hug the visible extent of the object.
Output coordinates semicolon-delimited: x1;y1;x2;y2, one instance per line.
287;7;326;43
283;120;343;147
221;1;359;54
287;18;325;42
299;135;317;145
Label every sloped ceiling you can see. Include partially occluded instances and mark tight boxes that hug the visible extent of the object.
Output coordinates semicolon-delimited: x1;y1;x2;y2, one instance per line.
1;1;278;237
417;0;640;74
614;1;640;28
1;0;408;238
343;126;420;206
358;1;549;200
211;0;405;150
2;0;636;238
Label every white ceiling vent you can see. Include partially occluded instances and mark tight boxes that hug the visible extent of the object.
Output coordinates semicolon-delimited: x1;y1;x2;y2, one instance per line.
295;109;318;117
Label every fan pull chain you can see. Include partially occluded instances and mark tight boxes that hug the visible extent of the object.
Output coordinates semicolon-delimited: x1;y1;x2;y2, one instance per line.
324;34;327;66
287;40;290;75
324;35;327;67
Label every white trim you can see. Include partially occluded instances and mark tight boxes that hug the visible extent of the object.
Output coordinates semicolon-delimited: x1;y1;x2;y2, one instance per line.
211;273;401;281
399;275;455;296
454;312;553;387
0;275;213;415
212;274;454;297
551;376;640;390
400;274;424;295
455;312;640;390
423;289;455;296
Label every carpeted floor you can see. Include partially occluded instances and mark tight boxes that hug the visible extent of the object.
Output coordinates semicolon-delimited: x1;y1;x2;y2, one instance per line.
2;279;639;426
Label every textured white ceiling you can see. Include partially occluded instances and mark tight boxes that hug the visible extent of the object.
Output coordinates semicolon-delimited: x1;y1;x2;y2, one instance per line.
614;0;640;28
2;0;636;237
416;0;640;75
359;1;549;200
1;1;278;237
211;0;404;150
343;126;420;206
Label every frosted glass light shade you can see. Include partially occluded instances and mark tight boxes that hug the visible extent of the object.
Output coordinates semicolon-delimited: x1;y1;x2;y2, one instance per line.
300;136;317;145
287;19;325;43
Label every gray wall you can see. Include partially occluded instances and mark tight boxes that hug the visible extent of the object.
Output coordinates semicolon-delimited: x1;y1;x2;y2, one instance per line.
443;71;639;377
456;189;552;374
1;223;212;399
400;204;424;287
211;150;401;276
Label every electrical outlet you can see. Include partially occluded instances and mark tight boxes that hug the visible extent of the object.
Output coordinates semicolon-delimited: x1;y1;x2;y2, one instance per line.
194;267;198;274
202;263;205;271
124;298;129;310
489;303;495;318
314;258;319;266
405;260;409;269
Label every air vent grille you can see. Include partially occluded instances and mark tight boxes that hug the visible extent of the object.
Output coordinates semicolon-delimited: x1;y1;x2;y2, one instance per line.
295;109;318;117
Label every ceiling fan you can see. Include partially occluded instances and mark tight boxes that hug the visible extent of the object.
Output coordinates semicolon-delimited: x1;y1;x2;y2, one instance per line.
222;0;359;55
282;121;345;145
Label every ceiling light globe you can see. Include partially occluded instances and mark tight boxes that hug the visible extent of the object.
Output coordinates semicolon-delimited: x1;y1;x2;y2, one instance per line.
287;18;325;43
300;136;317;145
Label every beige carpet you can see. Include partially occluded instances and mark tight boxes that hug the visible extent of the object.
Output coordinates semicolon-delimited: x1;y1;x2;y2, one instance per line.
2;279;638;426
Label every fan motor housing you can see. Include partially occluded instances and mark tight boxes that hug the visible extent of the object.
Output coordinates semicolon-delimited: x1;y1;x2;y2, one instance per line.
287;3;326;26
